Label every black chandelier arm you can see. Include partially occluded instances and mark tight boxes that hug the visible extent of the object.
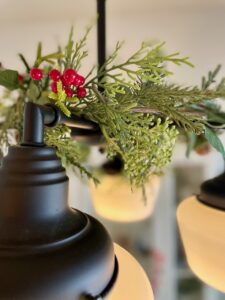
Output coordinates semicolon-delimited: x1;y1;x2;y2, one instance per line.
22;0;107;147
43;104;100;131
21;102;46;146
21;102;101;147
97;0;106;85
70;127;104;145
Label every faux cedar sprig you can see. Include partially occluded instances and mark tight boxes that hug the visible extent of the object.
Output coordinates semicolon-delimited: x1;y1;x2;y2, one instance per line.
0;28;225;188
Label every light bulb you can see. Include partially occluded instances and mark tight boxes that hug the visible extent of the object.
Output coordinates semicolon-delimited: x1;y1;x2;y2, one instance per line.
107;243;154;300
90;175;160;222
177;196;225;292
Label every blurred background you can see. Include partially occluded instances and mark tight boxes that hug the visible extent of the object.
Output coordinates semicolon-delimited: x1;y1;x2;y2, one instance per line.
1;1;225;299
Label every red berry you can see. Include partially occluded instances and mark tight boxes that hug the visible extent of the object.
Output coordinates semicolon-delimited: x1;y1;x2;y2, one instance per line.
73;74;85;87
49;69;61;82
62;69;77;86
61;75;70;87
18;74;24;83
195;144;210;156
51;81;58;93
65;87;73;98
77;87;86;98
30;68;43;81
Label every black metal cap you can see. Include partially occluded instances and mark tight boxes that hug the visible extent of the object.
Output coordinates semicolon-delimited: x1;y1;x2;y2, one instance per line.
0;145;117;299
197;171;225;210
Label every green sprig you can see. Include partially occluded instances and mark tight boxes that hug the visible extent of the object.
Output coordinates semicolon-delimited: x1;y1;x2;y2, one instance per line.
48;81;71;116
1;29;225;189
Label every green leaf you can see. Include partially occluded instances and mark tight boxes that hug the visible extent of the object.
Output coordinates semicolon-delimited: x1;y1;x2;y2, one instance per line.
66;27;74;59
186;132;197;157
48;81;70;116
207;111;225;124
56;81;67;101
204;126;225;158
36;42;42;60
48;92;58;101
0;69;19;90
42;52;63;60
27;82;40;100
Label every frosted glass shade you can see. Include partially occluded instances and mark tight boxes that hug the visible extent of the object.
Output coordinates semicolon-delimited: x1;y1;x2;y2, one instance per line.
90;175;160;222
177;196;225;292
108;244;154;300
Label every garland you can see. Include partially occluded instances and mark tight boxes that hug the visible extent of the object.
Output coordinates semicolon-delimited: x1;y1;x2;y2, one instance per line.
1;27;225;188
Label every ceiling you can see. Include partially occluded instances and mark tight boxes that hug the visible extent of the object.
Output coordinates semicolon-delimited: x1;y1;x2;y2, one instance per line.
0;0;224;24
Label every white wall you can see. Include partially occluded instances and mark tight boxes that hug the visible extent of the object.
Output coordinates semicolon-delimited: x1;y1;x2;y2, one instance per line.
1;2;225;299
0;0;225;86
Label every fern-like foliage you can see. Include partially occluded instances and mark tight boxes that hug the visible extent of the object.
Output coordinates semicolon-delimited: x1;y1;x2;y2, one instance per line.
45;125;94;181
79;93;178;187
85;41;194;98
48;81;71;116
1;28;225;188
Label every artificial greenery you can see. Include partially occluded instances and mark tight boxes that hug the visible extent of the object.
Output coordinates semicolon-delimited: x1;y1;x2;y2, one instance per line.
1;27;225;188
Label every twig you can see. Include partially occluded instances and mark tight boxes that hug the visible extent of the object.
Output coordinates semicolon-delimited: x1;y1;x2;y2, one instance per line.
18;54;30;72
92;85;108;103
131;107;206;118
131;107;164;116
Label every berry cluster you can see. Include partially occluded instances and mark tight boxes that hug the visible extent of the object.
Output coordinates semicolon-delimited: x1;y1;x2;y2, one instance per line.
30;68;87;98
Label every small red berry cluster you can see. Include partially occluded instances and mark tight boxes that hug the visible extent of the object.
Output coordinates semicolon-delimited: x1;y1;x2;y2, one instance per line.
30;68;87;98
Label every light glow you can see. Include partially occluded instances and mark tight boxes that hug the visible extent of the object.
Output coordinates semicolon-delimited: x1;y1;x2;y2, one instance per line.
177;196;225;292
90;175;160;222
108;244;154;300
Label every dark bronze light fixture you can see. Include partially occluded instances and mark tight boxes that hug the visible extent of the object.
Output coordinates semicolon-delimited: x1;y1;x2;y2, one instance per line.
0;1;155;299
0;103;153;300
0;102;118;299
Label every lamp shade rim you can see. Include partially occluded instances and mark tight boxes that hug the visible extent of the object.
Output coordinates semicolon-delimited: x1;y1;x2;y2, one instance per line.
177;195;225;294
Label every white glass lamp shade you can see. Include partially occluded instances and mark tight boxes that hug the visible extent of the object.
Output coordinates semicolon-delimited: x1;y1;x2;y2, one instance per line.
90;175;160;222
177;196;225;292
107;244;154;300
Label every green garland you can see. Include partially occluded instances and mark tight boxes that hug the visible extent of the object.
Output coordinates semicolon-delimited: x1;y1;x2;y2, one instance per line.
1;27;225;188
